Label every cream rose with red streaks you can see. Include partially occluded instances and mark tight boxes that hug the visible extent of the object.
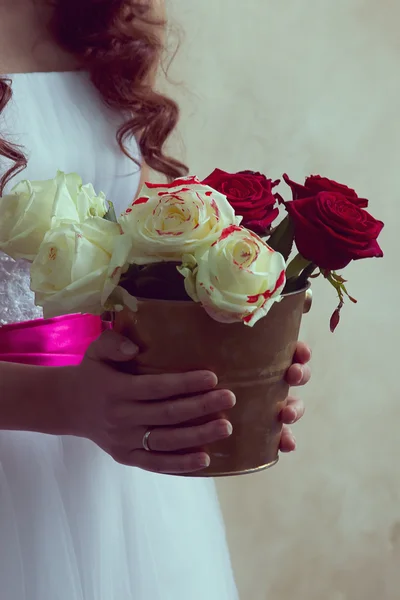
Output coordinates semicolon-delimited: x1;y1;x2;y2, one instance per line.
119;176;240;265
179;225;286;327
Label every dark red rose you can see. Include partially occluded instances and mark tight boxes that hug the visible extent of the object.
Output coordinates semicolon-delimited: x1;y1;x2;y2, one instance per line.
202;168;279;234
284;190;384;271
283;173;369;208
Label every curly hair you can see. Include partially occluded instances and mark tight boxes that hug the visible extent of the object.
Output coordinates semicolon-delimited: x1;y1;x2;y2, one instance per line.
0;0;188;194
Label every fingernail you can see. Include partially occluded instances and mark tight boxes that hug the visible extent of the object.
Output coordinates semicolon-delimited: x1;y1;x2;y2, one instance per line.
204;373;218;387
199;454;211;468
219;421;233;437
289;410;297;424
219;391;236;408
295;366;303;383
120;340;138;356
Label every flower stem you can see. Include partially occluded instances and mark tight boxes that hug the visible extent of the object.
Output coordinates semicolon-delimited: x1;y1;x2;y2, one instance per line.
285;253;313;281
267;216;295;260
296;262;318;288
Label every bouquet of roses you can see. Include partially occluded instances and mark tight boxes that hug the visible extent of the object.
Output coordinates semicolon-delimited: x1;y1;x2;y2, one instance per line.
0;169;383;332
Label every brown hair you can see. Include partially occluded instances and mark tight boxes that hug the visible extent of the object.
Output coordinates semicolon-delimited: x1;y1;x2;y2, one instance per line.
0;0;188;194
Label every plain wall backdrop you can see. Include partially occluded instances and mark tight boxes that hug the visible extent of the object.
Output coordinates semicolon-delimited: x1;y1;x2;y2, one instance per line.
164;1;398;598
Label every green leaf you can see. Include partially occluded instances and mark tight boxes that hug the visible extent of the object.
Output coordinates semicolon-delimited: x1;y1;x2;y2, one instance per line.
267;216;295;261
104;201;117;223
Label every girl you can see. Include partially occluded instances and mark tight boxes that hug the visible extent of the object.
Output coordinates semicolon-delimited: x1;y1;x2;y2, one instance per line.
0;1;310;598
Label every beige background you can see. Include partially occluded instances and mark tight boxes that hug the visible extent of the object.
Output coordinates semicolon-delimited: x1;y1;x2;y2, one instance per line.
164;1;398;599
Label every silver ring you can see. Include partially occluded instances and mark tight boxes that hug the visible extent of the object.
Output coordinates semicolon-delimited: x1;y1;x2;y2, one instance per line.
142;428;153;452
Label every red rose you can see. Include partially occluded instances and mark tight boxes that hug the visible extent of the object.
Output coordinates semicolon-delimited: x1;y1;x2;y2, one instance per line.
283;173;369;208
284;189;384;271
202;168;279;234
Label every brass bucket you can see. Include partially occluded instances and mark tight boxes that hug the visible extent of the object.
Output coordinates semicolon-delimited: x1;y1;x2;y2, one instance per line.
113;286;311;477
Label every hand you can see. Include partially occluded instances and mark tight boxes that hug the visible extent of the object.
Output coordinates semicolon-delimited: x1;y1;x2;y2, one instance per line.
65;330;236;475
279;341;311;453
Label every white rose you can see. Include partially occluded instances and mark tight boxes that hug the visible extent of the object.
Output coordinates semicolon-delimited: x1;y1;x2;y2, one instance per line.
179;225;286;327
119;176;240;265
31;217;132;318
0;171;108;261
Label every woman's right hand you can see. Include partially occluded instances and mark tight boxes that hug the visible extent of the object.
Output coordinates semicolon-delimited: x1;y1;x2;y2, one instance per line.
66;330;236;475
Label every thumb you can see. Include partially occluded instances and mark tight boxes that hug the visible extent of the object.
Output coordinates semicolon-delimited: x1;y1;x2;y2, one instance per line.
86;330;139;363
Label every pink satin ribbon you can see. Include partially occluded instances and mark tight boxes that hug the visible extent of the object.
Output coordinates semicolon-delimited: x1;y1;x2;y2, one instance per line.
0;314;106;366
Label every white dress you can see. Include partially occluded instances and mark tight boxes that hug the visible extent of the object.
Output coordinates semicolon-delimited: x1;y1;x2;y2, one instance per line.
0;73;238;600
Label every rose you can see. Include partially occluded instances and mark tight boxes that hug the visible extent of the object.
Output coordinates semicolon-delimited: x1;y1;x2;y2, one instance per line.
202;168;280;234
0;171;108;261
179;225;286;327
31;218;132;318
284;190;384;271
31;217;132;318
283;173;369;208
119;176;240;264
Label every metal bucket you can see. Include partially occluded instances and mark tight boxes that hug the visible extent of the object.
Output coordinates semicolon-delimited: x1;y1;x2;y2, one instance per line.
113;286;311;477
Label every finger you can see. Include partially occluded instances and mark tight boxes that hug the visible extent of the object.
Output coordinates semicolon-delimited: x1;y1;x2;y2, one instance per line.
285;363;311;387
279;425;296;453
86;330;139;363
127;370;219;402
133;389;236;426
292;342;312;365
127;449;212;474
139;419;233;453
280;397;305;425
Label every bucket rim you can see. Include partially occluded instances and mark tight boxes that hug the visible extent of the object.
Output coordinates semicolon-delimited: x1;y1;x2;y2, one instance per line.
123;282;311;308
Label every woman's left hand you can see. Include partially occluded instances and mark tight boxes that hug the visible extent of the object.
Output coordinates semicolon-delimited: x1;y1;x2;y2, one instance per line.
279;341;311;453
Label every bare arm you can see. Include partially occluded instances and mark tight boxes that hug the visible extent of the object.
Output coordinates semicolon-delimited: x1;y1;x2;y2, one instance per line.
0;331;234;475
136;162;151;193
135;0;166;189
0;330;310;471
0;362;69;434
